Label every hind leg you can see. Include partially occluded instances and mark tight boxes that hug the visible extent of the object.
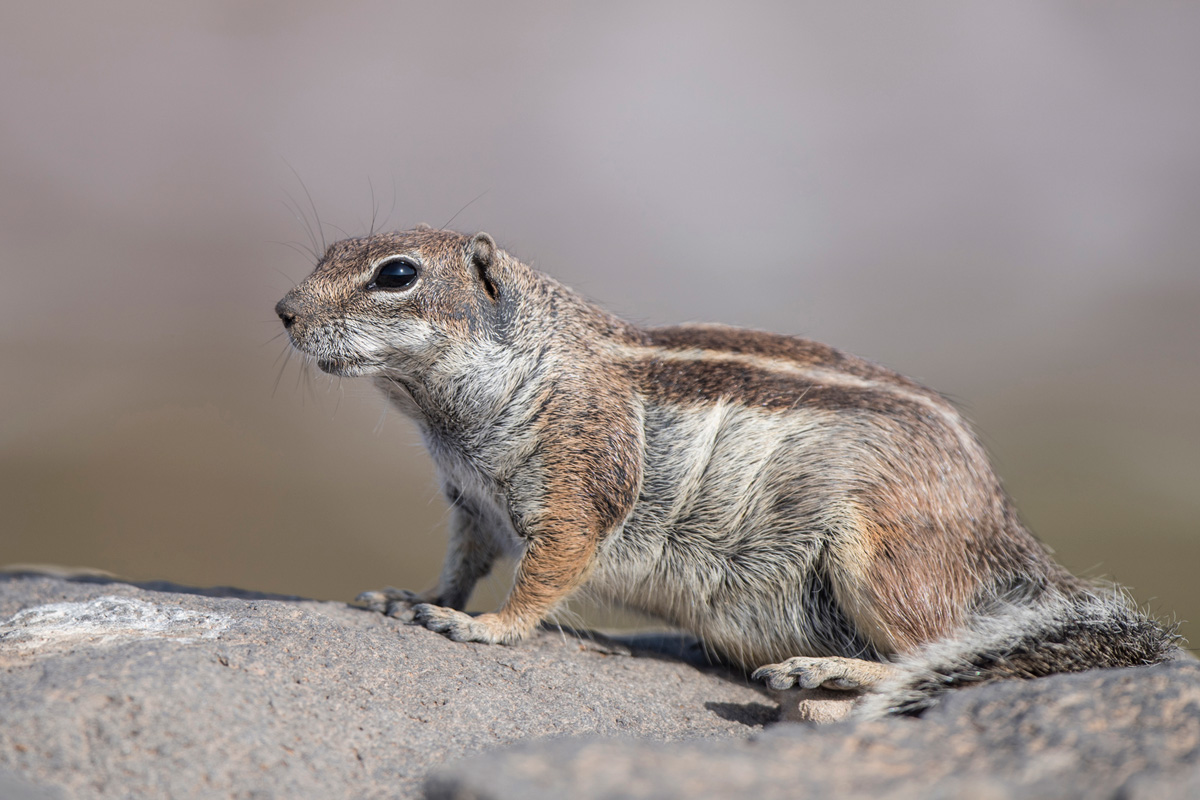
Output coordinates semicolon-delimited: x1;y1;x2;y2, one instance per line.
752;656;897;691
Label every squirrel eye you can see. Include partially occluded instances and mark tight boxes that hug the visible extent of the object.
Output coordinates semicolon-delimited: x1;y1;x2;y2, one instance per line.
370;258;418;290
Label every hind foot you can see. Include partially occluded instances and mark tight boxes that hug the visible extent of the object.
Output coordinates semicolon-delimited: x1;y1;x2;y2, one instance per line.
752;656;896;691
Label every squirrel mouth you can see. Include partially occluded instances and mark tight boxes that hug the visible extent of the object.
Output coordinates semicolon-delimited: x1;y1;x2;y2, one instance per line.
315;357;374;377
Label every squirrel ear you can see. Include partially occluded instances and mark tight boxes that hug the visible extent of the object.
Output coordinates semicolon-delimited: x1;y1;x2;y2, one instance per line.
413;222;433;231
469;232;499;301
469;232;496;265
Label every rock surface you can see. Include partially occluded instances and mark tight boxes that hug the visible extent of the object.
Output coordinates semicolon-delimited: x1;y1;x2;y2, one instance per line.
0;574;769;799
429;659;1200;799
2;573;1197;800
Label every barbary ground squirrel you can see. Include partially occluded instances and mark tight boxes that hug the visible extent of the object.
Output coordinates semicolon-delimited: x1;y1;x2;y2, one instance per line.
276;227;1179;716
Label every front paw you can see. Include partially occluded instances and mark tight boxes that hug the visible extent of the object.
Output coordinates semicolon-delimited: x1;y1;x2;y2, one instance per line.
412;605;506;644
355;587;426;621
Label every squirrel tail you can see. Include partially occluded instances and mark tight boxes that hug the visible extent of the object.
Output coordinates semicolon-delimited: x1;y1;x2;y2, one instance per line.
857;585;1183;718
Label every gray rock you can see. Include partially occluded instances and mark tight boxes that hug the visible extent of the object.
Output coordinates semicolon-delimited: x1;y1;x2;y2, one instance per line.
4;573;1197;800
0;767;64;800
0;574;770;799
427;658;1200;800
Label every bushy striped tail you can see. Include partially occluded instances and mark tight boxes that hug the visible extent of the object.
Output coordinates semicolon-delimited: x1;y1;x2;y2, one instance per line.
857;588;1182;718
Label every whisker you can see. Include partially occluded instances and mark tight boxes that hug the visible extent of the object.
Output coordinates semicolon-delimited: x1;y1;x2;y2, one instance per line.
388;175;399;232
373;391;391;435
368;176;379;237
281;157;327;252
279;195;320;261
272;238;318;265
270;341;290;368
295;360;306;402
269;264;300;289
442;188;490;230
305;362;320;407
272;346;294;397
388;175;398;232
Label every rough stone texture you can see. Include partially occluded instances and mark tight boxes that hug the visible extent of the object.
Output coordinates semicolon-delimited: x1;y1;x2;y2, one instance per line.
0;766;63;800
428;659;1200;800
0;574;770;799
774;685;857;723
3;573;1197;800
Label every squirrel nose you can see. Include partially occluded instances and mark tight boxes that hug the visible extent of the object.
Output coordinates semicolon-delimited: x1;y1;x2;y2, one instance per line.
275;296;299;328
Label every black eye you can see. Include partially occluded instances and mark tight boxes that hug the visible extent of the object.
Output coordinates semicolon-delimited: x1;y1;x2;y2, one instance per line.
370;259;418;290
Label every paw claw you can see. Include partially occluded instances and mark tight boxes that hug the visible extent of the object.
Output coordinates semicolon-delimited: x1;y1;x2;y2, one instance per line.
411;603;444;629
410;605;508;644
411;604;470;640
751;665;798;690
356;587;423;617
355;590;383;609
754;656;891;693
797;673;827;690
385;601;418;622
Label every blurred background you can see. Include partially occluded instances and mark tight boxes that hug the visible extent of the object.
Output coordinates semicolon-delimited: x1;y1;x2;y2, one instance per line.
2;2;1197;642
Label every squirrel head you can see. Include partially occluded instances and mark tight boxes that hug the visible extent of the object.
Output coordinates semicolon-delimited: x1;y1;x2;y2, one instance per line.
275;228;505;378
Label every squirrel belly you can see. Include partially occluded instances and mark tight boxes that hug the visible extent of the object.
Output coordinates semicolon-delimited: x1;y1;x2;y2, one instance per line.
277;227;1181;716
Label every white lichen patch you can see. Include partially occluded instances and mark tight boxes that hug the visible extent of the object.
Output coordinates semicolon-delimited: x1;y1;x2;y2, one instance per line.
0;595;231;654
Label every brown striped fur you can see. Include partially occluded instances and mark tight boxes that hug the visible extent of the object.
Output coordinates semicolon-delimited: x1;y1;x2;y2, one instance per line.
276;228;1179;716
